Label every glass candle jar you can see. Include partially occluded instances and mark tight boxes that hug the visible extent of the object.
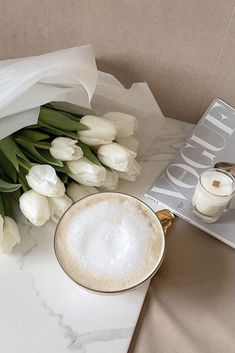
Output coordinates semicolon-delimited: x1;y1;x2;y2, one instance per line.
191;168;235;223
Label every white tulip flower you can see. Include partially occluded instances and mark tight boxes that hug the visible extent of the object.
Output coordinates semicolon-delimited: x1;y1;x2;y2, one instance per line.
103;112;138;138
66;182;98;202
97;143;137;172
50;137;83;161
67;157;106;187
116;136;139;153
99;170;119;191
118;160;141;181
48;194;73;223
26;164;65;197
0;215;20;253
19;190;50;226
79;115;117;146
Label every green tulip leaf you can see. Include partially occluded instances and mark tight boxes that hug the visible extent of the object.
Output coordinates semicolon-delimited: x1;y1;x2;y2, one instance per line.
42;104;83;119
0;136;19;170
0;150;17;182
60;112;83;122
14;140;30;162
32;141;51;150
15;134;51;150
0;178;21;193
39;107;88;131
77;141;102;166
18;130;50;141
17;157;32;171
23;124;40;129
70;112;84;119
1;193;13;217
38;121;77;139
18;174;29;193
0;169;5;179
0;193;5;216
0;136;30;173
53;164;71;174
15;136;63;167
57;172;68;184
12;189;22;202
39;150;64;166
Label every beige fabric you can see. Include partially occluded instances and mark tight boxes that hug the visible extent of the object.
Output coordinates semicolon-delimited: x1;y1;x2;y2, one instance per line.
0;0;235;123
129;218;235;353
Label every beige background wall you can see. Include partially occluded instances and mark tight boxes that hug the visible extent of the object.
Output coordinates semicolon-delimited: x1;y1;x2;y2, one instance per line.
0;0;234;123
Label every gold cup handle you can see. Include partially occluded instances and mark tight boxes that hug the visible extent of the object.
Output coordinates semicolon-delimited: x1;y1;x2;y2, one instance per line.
155;209;175;233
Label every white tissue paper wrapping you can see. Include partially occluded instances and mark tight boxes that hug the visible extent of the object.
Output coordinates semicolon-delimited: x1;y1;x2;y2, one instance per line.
0;45;164;156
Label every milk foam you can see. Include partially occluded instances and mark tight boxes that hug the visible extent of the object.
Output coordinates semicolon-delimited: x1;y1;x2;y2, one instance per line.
55;193;164;292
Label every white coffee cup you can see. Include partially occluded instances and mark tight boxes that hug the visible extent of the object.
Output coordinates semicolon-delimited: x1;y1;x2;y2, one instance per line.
54;192;174;294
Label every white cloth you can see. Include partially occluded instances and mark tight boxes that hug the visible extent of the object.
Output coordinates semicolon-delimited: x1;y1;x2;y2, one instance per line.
0;45;164;155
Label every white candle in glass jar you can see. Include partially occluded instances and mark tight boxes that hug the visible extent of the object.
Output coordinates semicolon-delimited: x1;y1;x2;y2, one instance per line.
192;169;234;217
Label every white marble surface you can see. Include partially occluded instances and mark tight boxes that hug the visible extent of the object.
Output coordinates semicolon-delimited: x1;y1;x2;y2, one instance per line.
0;118;193;353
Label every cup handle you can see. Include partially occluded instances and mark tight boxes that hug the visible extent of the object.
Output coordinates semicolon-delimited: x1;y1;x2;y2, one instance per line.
155;209;175;233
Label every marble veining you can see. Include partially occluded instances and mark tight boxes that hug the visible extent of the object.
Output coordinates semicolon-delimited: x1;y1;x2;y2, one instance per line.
69;328;134;352
0;118;193;353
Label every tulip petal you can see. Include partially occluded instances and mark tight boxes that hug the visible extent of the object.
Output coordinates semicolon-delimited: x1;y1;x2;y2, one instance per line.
50;137;83;161
103;112;138;138
98;143;136;172
116;136;139;153
15;136;63;167
99;170;119;191
79;115;117;146
118;160;141;181
67;158;106;187
0;217;20;253
48;194;73;223
26;165;65;197
19;190;50;226
66;182;98;202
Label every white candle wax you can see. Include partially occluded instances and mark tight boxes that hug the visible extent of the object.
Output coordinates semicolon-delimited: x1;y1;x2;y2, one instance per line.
192;170;234;217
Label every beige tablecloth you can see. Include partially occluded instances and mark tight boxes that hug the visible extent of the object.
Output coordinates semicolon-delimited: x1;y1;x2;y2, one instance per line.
129;218;235;353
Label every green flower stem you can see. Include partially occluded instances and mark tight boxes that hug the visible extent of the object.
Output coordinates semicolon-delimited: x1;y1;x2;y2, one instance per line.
38;121;77;139
39;107;88;131
12;189;22;202
15;137;63;167
31;141;51;150
0;193;5;216
0;178;21;193
1;193;13;217
57;172;68;184
77;141;102;166
18;158;32;171
18;174;29;193
17;130;49;142
43;104;83;119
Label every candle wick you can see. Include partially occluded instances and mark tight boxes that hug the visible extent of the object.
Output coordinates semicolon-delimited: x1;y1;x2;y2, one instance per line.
212;180;220;187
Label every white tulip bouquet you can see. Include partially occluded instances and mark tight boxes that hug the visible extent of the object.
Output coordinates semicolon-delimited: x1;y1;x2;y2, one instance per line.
0;105;141;253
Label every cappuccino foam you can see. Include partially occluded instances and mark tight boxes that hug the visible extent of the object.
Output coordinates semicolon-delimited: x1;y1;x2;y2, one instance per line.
55;193;164;292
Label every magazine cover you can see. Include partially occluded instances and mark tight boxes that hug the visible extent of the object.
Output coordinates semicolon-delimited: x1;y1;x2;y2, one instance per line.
146;99;235;248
